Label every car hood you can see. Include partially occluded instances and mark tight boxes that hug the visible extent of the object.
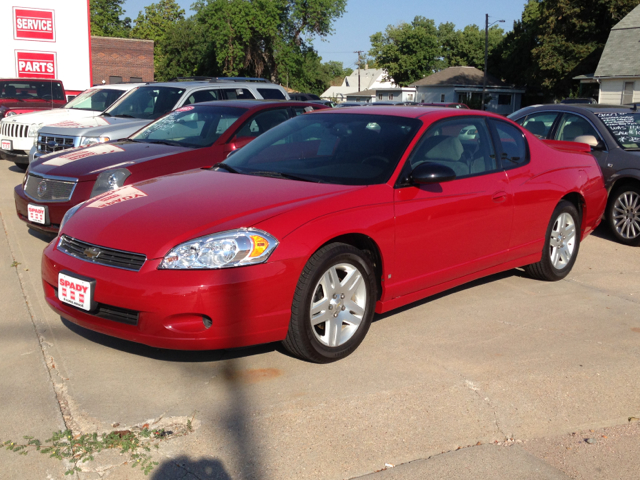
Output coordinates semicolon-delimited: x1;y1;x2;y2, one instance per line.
30;140;191;180
39;117;150;137
63;170;364;258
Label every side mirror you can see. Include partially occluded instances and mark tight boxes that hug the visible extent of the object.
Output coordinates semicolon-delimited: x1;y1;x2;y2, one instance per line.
224;136;254;154
410;163;456;184
574;135;604;150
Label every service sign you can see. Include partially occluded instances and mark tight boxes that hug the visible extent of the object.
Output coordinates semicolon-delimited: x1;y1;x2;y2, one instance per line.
14;7;55;42
15;50;57;79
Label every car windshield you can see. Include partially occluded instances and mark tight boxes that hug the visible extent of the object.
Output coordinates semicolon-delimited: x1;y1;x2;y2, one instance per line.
0;80;65;101
130;106;246;148
595;112;640;150
64;88;125;111
104;86;186;120
223;113;421;185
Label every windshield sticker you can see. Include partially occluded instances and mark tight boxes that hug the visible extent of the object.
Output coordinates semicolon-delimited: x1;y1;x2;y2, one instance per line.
596;112;640;146
87;185;147;209
43;144;125;166
176;106;194;112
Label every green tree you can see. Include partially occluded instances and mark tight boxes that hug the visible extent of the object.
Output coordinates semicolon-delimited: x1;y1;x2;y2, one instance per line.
439;24;504;69
155;18;212;81
90;0;131;37
131;0;186;70
368;16;442;86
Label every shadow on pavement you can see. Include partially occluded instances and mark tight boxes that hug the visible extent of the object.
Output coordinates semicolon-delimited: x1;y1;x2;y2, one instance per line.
152;456;232;479
7;165;26;174
59;317;278;363
27;227;56;244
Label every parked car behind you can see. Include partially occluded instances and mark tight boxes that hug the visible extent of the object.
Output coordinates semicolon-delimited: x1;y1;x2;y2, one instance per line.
509;103;640;246
1;83;141;170
560;98;597;105
32;78;290;165
0;78;67;120
16;100;326;233
420;102;470;109
42;106;606;362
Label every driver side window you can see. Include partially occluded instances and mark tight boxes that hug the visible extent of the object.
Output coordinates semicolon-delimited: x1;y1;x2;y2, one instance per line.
406;117;497;179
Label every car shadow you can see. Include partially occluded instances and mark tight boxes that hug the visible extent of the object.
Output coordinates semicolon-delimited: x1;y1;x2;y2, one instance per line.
59;317;278;363
589;221;619;243
151;456;232;479
8;164;27;174
373;268;524;322
27;227;56;244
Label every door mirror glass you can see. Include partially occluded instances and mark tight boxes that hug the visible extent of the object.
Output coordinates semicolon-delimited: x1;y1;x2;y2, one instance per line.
411;163;456;184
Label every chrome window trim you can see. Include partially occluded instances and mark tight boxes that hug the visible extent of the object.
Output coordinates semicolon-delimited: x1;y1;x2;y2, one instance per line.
57;235;147;272
24;172;78;203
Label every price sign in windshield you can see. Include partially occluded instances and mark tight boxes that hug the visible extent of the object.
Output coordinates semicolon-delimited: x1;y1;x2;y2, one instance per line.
596;112;640;148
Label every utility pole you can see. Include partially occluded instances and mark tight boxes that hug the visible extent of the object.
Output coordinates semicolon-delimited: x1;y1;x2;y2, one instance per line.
482;15;504;111
354;50;364;92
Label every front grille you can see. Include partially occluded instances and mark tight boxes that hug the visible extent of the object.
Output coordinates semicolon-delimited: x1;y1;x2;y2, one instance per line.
24;173;77;203
58;235;147;272
37;134;75;154
1;122;29;139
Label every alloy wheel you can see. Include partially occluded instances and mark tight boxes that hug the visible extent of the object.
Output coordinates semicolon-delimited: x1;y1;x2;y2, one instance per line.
549;212;576;270
309;263;367;347
612;191;640;240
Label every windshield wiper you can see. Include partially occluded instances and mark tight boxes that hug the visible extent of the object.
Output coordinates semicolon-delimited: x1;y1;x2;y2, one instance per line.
248;171;322;183
114;114;136;118
144;139;184;147
624;147;640;151
211;162;241;174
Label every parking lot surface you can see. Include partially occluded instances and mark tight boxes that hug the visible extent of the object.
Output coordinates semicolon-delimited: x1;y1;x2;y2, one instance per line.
1;163;639;479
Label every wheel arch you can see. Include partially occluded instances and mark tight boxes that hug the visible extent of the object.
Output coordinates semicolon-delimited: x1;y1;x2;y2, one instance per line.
318;233;384;300
608;175;640;197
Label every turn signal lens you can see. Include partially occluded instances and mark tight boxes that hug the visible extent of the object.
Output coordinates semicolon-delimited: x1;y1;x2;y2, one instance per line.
249;235;269;257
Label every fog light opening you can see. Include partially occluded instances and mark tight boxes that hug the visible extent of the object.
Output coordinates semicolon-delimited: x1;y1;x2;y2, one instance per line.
203;315;213;329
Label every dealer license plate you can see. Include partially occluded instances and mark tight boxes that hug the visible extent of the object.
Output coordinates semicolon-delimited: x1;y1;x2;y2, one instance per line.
27;204;46;224
1;140;11;150
58;272;93;311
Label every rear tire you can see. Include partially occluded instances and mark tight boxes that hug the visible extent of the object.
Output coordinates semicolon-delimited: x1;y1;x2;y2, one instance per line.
525;200;581;281
606;185;640;246
282;243;377;363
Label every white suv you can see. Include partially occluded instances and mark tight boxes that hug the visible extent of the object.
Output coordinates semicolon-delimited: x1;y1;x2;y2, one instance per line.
31;78;290;165
0;83;142;170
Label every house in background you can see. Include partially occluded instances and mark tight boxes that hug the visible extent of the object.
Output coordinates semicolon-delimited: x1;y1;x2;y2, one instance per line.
410;66;525;115
593;4;640;105
321;69;399;102
345;86;416;103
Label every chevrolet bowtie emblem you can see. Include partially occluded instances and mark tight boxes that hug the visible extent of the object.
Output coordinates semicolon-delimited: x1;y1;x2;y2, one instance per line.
84;247;101;260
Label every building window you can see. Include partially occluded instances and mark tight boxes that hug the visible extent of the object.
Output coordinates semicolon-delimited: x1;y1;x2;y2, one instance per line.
440;94;445;102
109;76;123;84
407;94;414;101
389;94;394;100
378;94;383;100
623;82;635;105
130;77;143;83
498;94;512;106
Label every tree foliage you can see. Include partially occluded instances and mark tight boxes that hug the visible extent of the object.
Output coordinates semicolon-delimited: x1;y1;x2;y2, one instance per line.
89;0;131;38
439;23;504;70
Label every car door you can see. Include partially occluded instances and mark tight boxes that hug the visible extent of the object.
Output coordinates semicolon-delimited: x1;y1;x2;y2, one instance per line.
552;112;613;182
391;116;513;298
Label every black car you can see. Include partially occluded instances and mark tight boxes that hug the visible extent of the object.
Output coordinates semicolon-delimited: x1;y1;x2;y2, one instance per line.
509;104;640;246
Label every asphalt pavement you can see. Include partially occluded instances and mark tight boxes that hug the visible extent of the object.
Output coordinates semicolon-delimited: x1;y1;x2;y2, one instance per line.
0;161;639;480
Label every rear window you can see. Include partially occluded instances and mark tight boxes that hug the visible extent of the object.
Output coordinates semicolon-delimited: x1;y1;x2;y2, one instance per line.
257;88;286;100
0;81;65;101
104;86;186;120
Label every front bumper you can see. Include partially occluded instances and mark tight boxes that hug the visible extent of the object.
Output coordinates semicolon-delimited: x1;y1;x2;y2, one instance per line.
14;182;93;233
1;149;29;165
42;241;298;350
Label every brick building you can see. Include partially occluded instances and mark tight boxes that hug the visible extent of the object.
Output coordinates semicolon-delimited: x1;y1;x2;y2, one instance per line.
91;36;154;86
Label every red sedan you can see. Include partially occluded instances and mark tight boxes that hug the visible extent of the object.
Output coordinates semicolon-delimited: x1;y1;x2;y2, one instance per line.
42;107;607;362
15;100;326;233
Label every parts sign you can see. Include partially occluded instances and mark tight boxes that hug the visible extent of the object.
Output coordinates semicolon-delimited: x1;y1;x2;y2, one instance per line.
15;50;57;79
14;8;55;42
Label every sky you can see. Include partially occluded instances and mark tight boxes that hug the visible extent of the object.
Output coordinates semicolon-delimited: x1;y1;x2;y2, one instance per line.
121;0;528;68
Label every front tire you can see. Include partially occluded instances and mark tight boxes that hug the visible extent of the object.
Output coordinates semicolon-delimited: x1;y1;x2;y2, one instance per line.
282;243;377;363
607;185;640;246
525;200;581;281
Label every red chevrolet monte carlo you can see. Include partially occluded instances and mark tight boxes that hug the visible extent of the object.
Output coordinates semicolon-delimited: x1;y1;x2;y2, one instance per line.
15;100;326;233
42;107;607;363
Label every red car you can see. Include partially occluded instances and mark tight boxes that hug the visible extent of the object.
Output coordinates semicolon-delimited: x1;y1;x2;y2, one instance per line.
0;78;67;119
16;100;326;233
41;107;607;363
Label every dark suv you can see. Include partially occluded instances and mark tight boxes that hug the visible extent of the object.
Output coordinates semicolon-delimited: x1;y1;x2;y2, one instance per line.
509;104;640;246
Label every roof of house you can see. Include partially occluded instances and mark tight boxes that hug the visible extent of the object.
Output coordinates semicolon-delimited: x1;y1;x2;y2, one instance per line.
409;66;506;87
595;5;640;77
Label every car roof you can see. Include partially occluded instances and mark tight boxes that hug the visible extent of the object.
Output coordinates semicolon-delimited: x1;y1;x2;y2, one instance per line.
311;105;504;120
514;103;638;115
142;81;285;89
176;99;325;109
91;83;145;91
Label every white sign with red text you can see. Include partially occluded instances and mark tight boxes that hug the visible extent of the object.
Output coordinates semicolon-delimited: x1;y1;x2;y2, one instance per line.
58;272;92;311
88;186;148;209
27;204;46;224
1;140;11;150
14;7;55;42
2;0;91;92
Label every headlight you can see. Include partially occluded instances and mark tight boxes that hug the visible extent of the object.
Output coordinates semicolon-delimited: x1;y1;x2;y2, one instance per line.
6;111;17;117
90;168;131;198
59;201;86;232
80;136;110;147
28;124;44;145
159;228;278;270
